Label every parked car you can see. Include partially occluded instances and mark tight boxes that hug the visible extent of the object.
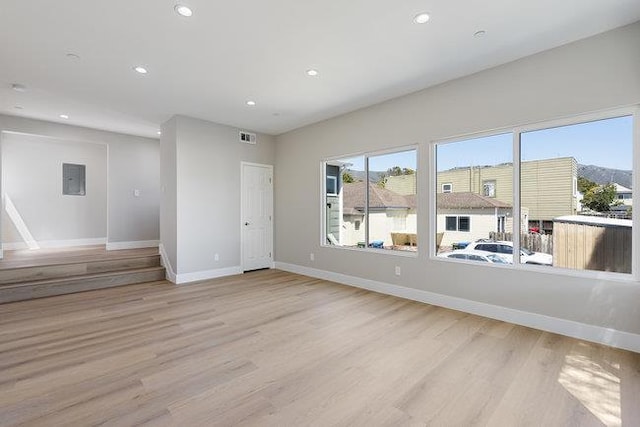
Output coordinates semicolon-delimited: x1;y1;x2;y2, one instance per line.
465;240;553;265
437;249;511;264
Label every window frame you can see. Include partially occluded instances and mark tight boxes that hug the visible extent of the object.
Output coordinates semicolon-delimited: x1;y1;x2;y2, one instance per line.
458;216;471;232
321;145;419;258
482;180;496;198
443;215;471;232
445;216;458;231
430;106;639;282
326;175;338;196
442;183;453;193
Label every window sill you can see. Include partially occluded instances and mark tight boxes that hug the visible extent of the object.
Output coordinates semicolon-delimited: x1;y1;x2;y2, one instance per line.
431;255;638;284
322;244;418;258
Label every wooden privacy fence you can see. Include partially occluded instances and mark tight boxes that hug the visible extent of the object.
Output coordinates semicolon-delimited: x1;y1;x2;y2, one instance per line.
489;232;553;255
553;220;631;274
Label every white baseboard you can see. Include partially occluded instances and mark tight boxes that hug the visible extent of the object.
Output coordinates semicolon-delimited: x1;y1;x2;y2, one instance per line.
3;238;107;251
275;262;640;354
106;240;160;250
175;266;243;285
158;244;177;283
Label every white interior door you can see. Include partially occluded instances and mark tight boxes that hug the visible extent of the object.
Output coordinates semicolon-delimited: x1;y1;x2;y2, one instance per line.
241;162;273;271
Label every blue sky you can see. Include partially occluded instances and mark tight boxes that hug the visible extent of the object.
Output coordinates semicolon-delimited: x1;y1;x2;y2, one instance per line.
438;115;633;172
340;149;417;172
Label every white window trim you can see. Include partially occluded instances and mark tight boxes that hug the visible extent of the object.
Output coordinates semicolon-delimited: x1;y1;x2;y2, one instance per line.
442;183;452;193
430;106;639;282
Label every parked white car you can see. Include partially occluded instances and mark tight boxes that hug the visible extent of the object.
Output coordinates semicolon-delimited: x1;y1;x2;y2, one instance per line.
464;240;553;265
437;249;511;264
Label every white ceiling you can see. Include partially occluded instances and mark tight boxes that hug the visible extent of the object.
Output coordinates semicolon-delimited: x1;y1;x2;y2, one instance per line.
1;1;639;138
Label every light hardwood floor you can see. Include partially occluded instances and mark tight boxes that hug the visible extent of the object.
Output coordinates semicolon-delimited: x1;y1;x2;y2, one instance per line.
0;246;164;304
0;269;638;426
0;246;159;269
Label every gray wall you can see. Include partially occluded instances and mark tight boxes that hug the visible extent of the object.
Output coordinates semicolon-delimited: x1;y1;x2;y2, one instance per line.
161;115;276;277
1;132;107;245
0;114;160;246
274;23;640;335
160;117;178;273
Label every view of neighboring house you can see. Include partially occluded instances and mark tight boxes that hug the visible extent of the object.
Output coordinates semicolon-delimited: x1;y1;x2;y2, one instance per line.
435;192;528;248
329;170;527;250
383;174;416;196
613;183;633;206
331;157;625;252
340;181;417;247
436;157;579;234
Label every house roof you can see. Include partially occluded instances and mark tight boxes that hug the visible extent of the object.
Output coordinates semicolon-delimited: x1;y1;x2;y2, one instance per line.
437;192;511;209
343;181;415;211
613;183;632;193
342;184;510;212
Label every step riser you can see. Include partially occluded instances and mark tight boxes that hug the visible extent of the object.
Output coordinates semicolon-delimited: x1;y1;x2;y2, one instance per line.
0;269;166;304
0;255;161;285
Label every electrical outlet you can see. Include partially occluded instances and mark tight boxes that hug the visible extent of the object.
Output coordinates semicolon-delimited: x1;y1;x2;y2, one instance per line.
395;266;401;276
310;253;315;261
214;253;219;261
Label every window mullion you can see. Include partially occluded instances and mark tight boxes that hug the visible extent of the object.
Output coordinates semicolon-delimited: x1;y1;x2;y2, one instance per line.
512;131;521;267
633;106;640;279
365;155;370;247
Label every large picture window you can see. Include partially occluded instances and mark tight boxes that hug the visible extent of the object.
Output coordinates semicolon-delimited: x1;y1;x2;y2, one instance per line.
520;115;633;273
435;133;514;255
434;112;635;276
323;148;417;252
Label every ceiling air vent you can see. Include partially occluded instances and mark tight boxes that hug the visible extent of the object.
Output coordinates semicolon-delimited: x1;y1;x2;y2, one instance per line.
239;131;257;144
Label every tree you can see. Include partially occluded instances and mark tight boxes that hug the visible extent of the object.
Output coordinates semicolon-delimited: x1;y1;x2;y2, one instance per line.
342;171;355;183
377;166;415;188
581;183;617;212
577;176;597;194
386;166;415;176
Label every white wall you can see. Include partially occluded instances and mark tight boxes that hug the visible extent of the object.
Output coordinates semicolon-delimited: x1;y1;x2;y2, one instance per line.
274;22;640;346
1;132;107;247
160;115;276;281
0;114;160;248
364;211;417;246
437;210;496;248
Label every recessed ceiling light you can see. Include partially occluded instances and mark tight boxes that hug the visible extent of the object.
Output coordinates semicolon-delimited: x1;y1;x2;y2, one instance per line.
66;53;81;60
474;30;487;37
11;83;27;92
174;4;193;17
246;100;256;106
133;66;148;74
414;13;430;24
157;131;162;135
306;69;319;77
60;114;69;119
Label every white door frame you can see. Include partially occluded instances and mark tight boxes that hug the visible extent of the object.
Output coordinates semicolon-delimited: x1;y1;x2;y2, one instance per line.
240;161;274;272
